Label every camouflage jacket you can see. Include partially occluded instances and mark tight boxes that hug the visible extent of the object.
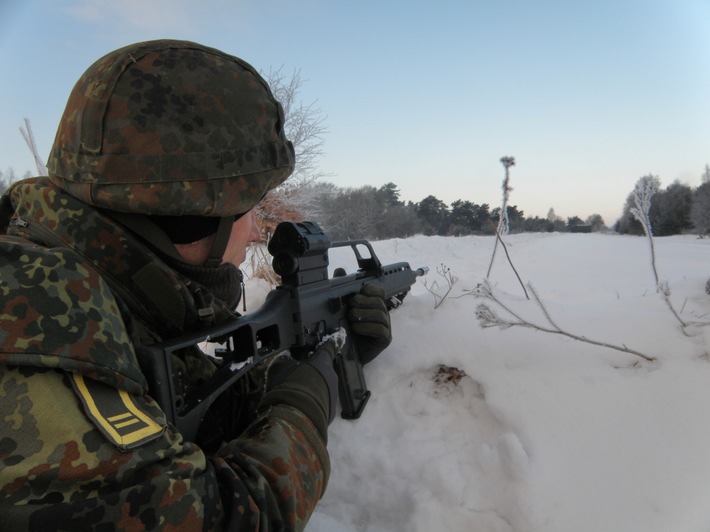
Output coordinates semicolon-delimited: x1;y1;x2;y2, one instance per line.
0;178;329;531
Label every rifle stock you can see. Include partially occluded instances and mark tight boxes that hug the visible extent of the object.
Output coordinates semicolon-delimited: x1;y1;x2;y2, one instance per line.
141;221;427;442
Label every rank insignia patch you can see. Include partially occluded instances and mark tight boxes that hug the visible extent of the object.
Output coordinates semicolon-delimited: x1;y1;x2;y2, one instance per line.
71;373;165;450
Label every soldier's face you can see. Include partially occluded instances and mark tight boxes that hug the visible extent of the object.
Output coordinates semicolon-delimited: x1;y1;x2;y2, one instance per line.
222;210;261;267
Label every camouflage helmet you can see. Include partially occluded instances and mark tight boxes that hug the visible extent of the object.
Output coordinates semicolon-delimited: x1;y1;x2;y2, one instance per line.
47;39;294;217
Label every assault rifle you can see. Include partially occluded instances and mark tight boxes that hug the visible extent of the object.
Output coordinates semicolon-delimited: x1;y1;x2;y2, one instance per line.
141;221;427;442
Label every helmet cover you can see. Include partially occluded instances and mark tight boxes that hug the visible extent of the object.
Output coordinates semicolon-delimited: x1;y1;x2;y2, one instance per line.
47;39;294;216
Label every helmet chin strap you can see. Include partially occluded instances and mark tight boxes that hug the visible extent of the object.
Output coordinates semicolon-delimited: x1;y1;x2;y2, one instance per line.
108;212;235;268
204;216;235;268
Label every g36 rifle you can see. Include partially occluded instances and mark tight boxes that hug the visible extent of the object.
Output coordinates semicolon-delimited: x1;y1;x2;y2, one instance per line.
141;221;427;442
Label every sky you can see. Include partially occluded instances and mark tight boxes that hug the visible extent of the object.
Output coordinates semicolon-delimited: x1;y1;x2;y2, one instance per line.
1;0;709;225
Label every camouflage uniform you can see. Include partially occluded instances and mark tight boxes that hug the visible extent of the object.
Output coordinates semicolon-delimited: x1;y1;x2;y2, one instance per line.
0;41;330;531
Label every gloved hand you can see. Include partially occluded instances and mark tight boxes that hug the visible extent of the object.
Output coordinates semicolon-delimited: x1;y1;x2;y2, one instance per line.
348;283;392;365
257;338;340;441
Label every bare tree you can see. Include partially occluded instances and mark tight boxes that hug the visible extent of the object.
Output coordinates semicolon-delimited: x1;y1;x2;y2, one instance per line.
319;186;385;240
263;67;330;190
0;168;25;195
292;181;341;222
585;214;606;232
0;170;10;195
694;166;710;236
691;182;710;236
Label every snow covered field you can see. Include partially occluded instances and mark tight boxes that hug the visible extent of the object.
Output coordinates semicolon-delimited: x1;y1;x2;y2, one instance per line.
247;232;710;532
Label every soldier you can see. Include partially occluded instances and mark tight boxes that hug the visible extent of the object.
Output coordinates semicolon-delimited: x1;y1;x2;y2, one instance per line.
0;40;391;530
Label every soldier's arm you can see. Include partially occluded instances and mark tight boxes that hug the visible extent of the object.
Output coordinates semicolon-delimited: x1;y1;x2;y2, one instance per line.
0;365;329;531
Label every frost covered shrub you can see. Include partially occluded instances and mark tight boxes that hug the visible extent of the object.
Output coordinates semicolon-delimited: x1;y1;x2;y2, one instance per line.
629;174;660;236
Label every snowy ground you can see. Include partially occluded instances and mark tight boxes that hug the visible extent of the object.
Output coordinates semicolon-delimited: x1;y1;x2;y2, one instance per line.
246;232;710;532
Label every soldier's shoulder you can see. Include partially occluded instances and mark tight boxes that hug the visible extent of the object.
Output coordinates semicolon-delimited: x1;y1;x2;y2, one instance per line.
0;234;145;393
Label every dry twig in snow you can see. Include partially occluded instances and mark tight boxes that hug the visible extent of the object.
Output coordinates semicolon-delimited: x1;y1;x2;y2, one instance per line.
473;281;657;363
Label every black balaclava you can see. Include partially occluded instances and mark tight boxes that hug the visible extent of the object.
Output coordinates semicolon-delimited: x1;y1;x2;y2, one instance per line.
113;212;246;310
150;214;245;310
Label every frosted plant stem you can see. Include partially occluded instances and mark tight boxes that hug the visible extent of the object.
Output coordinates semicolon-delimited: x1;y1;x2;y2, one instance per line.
475;283;657;363
644;229;660;288
423;264;457;309
527;284;655;360
487;156;515;280
496;230;529;300
486;236;499;279
640;208;687;331
659;284;689;333
645;232;688;331
630;174;687;333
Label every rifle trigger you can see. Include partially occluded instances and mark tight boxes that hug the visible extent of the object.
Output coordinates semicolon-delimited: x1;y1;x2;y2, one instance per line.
329;296;343;314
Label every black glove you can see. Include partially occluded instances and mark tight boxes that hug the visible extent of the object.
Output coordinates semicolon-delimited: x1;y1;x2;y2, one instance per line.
347;283;392;365
257;339;340;441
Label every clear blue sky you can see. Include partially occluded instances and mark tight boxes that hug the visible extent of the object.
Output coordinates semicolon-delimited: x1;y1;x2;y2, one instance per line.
1;0;709;224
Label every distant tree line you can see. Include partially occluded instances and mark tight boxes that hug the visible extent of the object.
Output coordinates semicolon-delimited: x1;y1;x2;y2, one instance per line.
615;165;710;236
5;163;709;240
293;181;607;241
